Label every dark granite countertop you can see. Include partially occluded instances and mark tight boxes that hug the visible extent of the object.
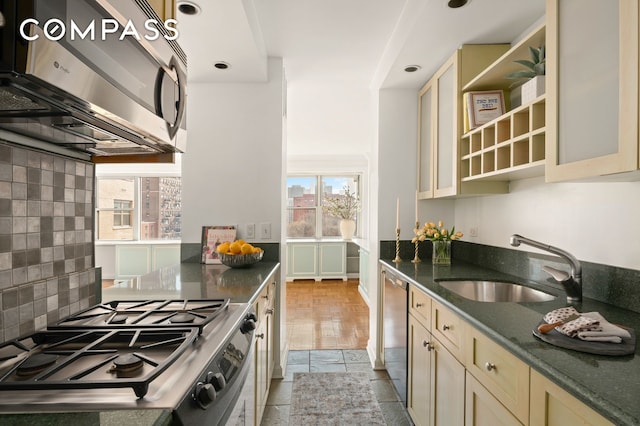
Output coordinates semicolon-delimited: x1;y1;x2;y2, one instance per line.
0;262;280;425
380;258;640;426
101;261;281;304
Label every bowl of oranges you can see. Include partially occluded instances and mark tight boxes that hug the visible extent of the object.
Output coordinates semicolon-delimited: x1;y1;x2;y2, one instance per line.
216;240;264;268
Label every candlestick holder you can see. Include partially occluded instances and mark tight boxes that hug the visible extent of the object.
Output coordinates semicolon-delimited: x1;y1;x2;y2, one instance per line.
411;221;421;263
393;227;402;263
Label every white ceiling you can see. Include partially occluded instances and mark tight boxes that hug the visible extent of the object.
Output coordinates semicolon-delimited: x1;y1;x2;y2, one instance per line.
176;0;545;89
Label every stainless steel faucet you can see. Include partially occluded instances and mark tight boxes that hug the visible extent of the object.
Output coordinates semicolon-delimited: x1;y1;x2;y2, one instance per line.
510;234;582;303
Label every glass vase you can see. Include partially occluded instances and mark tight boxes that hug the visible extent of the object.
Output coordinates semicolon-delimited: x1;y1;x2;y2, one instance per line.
432;240;451;265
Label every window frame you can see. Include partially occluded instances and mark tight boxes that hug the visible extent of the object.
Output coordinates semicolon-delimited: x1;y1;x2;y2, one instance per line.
286;174;361;239
95;175;181;242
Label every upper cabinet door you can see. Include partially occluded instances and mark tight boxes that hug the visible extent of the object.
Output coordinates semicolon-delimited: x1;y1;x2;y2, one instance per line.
418;82;435;199
435;58;458;198
546;0;639;181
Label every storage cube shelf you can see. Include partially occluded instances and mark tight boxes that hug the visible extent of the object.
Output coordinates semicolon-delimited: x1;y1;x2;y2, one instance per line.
461;96;546;182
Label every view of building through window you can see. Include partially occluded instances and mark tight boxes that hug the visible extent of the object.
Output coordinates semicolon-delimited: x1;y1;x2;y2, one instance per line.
286;175;360;238
96;177;181;241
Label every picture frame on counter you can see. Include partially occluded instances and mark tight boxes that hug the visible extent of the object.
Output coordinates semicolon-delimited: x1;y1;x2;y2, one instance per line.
201;225;236;264
464;90;505;131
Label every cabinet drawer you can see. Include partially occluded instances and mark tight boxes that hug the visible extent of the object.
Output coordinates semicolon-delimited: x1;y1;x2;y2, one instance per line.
465;325;530;423
432;300;464;361
409;285;432;329
466;372;523;426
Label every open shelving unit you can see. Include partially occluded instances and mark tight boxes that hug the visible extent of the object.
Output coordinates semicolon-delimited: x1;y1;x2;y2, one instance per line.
460;23;546;183
461;95;545;181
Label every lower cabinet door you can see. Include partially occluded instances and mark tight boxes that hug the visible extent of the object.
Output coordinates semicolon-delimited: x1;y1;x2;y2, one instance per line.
408;314;431;426
432;338;464;426
465;372;523;426
529;369;614;426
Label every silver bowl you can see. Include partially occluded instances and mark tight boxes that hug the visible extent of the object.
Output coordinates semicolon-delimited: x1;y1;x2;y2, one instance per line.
219;251;264;268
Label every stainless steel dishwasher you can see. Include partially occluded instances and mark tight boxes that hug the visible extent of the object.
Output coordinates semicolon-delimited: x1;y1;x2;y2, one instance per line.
382;266;408;406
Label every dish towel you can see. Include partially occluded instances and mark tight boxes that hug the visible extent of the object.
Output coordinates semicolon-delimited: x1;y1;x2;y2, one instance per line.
543;307;631;343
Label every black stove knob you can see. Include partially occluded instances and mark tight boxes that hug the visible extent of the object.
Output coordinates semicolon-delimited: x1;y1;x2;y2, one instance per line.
206;371;226;391
246;313;258;322
194;382;216;409
240;318;256;334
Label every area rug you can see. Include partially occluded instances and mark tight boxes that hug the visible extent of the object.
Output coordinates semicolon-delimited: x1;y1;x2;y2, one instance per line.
289;372;386;425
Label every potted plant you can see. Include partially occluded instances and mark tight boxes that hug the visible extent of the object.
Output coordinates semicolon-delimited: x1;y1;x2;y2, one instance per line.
323;186;360;240
505;45;545;107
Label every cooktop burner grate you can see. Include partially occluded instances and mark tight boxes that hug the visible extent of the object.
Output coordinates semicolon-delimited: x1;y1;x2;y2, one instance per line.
50;299;230;334
0;328;199;398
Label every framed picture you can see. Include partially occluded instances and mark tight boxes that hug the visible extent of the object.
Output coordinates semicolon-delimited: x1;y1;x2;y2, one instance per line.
201;225;236;264
465;90;505;130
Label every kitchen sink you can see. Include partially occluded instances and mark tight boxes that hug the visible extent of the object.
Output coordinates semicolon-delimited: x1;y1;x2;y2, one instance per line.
437;280;556;302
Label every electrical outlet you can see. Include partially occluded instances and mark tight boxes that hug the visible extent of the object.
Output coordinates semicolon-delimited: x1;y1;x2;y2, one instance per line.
246;223;255;239
260;223;271;240
469;227;478;237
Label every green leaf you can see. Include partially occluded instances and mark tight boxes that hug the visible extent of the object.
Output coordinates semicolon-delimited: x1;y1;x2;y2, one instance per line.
513;59;536;71
528;46;540;63
504;70;537;80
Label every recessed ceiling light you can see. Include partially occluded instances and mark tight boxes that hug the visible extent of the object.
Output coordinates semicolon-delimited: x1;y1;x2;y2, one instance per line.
177;1;200;15
404;65;421;73
214;62;231;70
447;0;468;8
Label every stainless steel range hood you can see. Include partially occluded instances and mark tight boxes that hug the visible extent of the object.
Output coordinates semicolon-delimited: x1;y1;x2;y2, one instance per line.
0;0;187;161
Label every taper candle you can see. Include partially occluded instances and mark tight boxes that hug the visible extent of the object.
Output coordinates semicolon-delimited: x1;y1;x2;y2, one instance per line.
396;197;400;229
415;191;418;223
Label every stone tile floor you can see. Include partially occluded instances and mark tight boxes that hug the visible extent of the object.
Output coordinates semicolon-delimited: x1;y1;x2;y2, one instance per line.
260;349;413;425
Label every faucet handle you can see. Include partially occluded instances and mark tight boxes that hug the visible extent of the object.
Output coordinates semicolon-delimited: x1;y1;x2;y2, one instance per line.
543;265;570;282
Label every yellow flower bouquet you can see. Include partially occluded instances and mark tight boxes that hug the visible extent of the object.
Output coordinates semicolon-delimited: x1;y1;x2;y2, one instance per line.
412;221;463;264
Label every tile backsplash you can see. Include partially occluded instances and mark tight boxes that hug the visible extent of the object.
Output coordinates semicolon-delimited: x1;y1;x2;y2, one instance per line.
0;141;98;342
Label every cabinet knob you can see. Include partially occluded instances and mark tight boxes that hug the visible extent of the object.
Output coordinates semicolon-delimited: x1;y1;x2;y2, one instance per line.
266;308;274;315
416;302;425;308
442;324;451;331
422;340;433;351
256;333;265;339
485;362;497;372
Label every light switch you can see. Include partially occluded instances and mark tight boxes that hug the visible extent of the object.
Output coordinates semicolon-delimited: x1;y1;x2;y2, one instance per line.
260;223;271;240
246;223;255;239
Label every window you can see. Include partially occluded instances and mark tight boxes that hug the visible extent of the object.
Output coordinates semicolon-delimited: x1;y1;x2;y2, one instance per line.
96;176;181;241
113;200;132;227
286;175;360;238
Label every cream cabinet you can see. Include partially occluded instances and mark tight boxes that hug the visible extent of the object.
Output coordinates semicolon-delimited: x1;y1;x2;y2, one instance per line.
254;276;276;425
465;324;530;424
466;372;523;426
407;291;464;426
530;370;614;426
546;0;639;181
417;44;510;199
460;24;547;184
147;0;176;20
407;282;618;426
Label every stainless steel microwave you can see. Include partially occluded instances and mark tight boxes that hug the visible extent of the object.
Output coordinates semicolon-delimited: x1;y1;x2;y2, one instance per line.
0;0;186;157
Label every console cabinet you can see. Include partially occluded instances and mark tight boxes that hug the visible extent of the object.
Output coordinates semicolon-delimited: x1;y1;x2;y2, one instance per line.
286;242;347;281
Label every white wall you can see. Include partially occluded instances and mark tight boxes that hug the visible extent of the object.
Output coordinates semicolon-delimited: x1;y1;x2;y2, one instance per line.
377;88;455;241
286;82;374;156
455;177;640;271
181;58;284;245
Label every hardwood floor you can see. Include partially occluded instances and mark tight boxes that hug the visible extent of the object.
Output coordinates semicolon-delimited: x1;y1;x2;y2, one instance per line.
286;279;369;350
